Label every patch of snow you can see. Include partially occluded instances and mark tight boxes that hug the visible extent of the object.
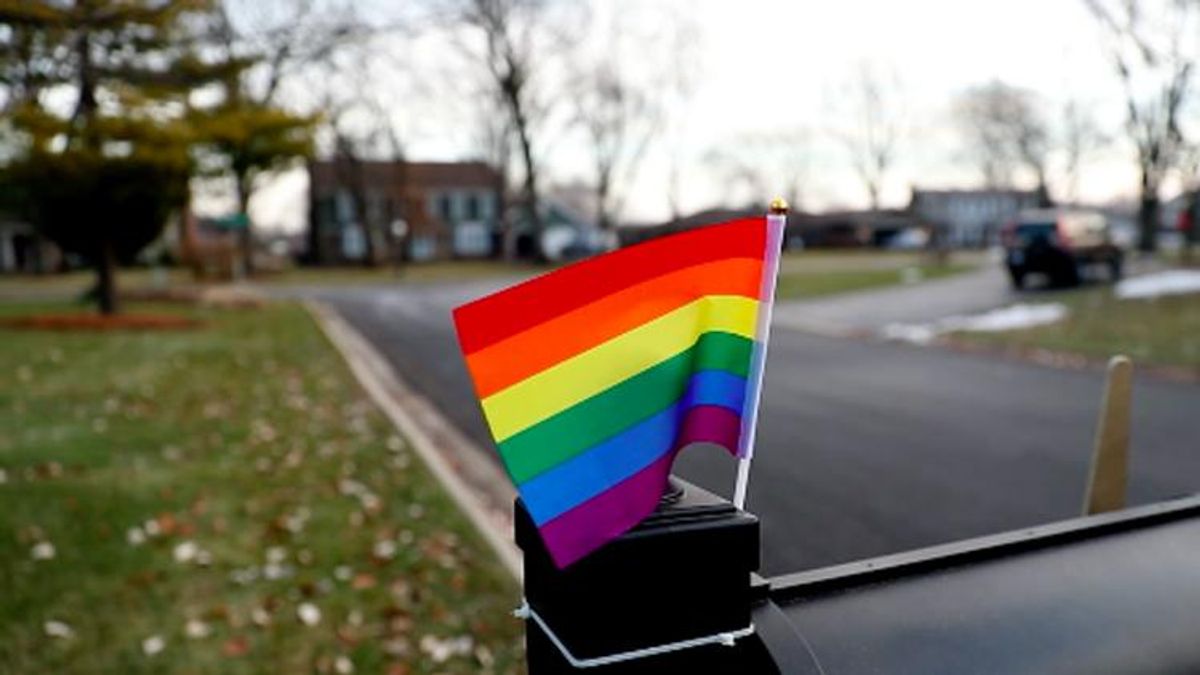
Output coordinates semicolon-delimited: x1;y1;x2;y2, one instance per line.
883;303;1069;344
1115;270;1200;300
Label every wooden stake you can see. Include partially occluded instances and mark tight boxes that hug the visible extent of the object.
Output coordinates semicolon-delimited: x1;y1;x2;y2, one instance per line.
1082;356;1133;516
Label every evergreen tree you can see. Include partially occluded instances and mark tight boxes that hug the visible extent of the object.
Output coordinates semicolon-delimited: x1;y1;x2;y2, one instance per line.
0;0;226;314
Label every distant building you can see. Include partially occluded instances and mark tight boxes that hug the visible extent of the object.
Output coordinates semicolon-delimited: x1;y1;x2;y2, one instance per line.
510;194;609;260
618;207;917;250
307;160;503;263
909;188;1041;247
789;209;916;248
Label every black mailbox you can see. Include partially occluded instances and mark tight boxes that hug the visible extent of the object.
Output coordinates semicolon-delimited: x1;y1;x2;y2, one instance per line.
515;480;778;673
517;477;1200;673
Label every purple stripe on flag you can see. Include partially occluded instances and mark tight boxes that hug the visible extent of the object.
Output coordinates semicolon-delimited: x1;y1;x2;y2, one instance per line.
537;405;742;568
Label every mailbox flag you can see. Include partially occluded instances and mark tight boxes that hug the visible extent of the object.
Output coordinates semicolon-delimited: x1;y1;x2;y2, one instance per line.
453;216;784;568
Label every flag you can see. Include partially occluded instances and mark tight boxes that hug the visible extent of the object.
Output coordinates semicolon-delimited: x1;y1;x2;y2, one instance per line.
452;216;783;568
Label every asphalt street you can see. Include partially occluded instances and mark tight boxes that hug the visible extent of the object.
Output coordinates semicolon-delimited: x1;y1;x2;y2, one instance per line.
294;272;1200;576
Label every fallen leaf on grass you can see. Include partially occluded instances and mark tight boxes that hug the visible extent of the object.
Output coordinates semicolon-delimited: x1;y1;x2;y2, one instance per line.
185;619;211;639
142;635;165;656
419;635;473;663
31;541;56;561
297;603;321;627
249;607;270;628
223;636;250;657
372;540;396;561
44;620;73;639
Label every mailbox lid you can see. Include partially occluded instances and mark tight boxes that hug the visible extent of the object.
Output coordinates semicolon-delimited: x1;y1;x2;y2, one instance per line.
770;495;1200;675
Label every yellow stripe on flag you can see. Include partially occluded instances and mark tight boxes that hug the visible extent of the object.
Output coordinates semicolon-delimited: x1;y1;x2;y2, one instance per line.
481;294;759;441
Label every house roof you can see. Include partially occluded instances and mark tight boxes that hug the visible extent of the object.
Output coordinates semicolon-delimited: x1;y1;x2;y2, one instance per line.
308;160;502;194
911;187;1040;201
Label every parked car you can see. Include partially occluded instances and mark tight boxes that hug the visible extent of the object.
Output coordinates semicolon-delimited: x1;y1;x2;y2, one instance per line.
1001;209;1123;289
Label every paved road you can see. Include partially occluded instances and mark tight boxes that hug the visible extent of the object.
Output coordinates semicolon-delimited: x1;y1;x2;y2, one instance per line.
772;256;1165;335
291;275;1200;576
774;265;1020;334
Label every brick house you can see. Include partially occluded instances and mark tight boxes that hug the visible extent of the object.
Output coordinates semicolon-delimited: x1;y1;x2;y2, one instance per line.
307;160;504;263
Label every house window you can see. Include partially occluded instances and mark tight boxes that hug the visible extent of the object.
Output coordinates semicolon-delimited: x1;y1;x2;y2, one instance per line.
439;194;453;222
465;193;481;220
316;197;337;230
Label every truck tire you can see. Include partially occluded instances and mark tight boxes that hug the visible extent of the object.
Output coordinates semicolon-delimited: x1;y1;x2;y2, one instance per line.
1009;269;1025;290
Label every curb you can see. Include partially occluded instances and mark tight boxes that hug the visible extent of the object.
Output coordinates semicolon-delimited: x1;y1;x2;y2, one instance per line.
305;300;522;579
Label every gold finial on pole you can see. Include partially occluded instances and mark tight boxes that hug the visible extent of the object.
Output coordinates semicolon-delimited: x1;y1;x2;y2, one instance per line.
768;197;789;215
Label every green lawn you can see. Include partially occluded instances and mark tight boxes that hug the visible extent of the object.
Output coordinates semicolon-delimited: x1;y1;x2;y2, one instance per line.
774;250;979;300
265;261;552;286
0;302;522;674
951;287;1200;370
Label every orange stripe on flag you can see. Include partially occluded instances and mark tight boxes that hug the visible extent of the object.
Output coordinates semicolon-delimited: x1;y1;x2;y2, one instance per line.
465;257;764;399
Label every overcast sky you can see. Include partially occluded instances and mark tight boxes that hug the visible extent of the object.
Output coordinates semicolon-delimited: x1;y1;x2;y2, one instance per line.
243;0;1186;233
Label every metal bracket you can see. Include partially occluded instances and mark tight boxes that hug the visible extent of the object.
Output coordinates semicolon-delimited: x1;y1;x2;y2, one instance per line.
514;599;755;669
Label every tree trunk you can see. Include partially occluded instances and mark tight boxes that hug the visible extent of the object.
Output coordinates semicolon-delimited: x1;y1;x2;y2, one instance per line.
596;173;611;231
96;240;118;315
1138;167;1159;253
349;161;376;268
508;91;543;260
1185;190;1200;266
1035;175;1054;208
235;172;255;277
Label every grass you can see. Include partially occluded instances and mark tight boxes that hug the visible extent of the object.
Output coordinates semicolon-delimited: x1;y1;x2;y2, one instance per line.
951;286;1200;369
774;250;980;300
0;301;522;674
0;261;549;298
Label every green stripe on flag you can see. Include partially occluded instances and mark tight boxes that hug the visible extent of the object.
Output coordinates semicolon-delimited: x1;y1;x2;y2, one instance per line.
497;331;754;485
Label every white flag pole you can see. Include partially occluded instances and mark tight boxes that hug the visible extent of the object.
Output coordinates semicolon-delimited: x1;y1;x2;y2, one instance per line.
733;198;788;511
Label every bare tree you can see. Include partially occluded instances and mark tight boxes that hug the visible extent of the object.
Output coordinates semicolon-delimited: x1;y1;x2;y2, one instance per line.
448;0;580;258
568;8;666;232
209;0;366;272
312;34;412;267
839;63;901;211
658;3;701;223
571;63;658;230
1060;98;1108;203
704;131;810;210
954;80;1053;204
1084;0;1199;252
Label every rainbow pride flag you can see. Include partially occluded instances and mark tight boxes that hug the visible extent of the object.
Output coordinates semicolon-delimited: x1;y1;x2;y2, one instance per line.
453;216;784;567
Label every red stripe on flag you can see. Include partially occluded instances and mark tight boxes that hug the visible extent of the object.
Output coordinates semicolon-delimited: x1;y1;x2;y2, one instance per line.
452;217;766;355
